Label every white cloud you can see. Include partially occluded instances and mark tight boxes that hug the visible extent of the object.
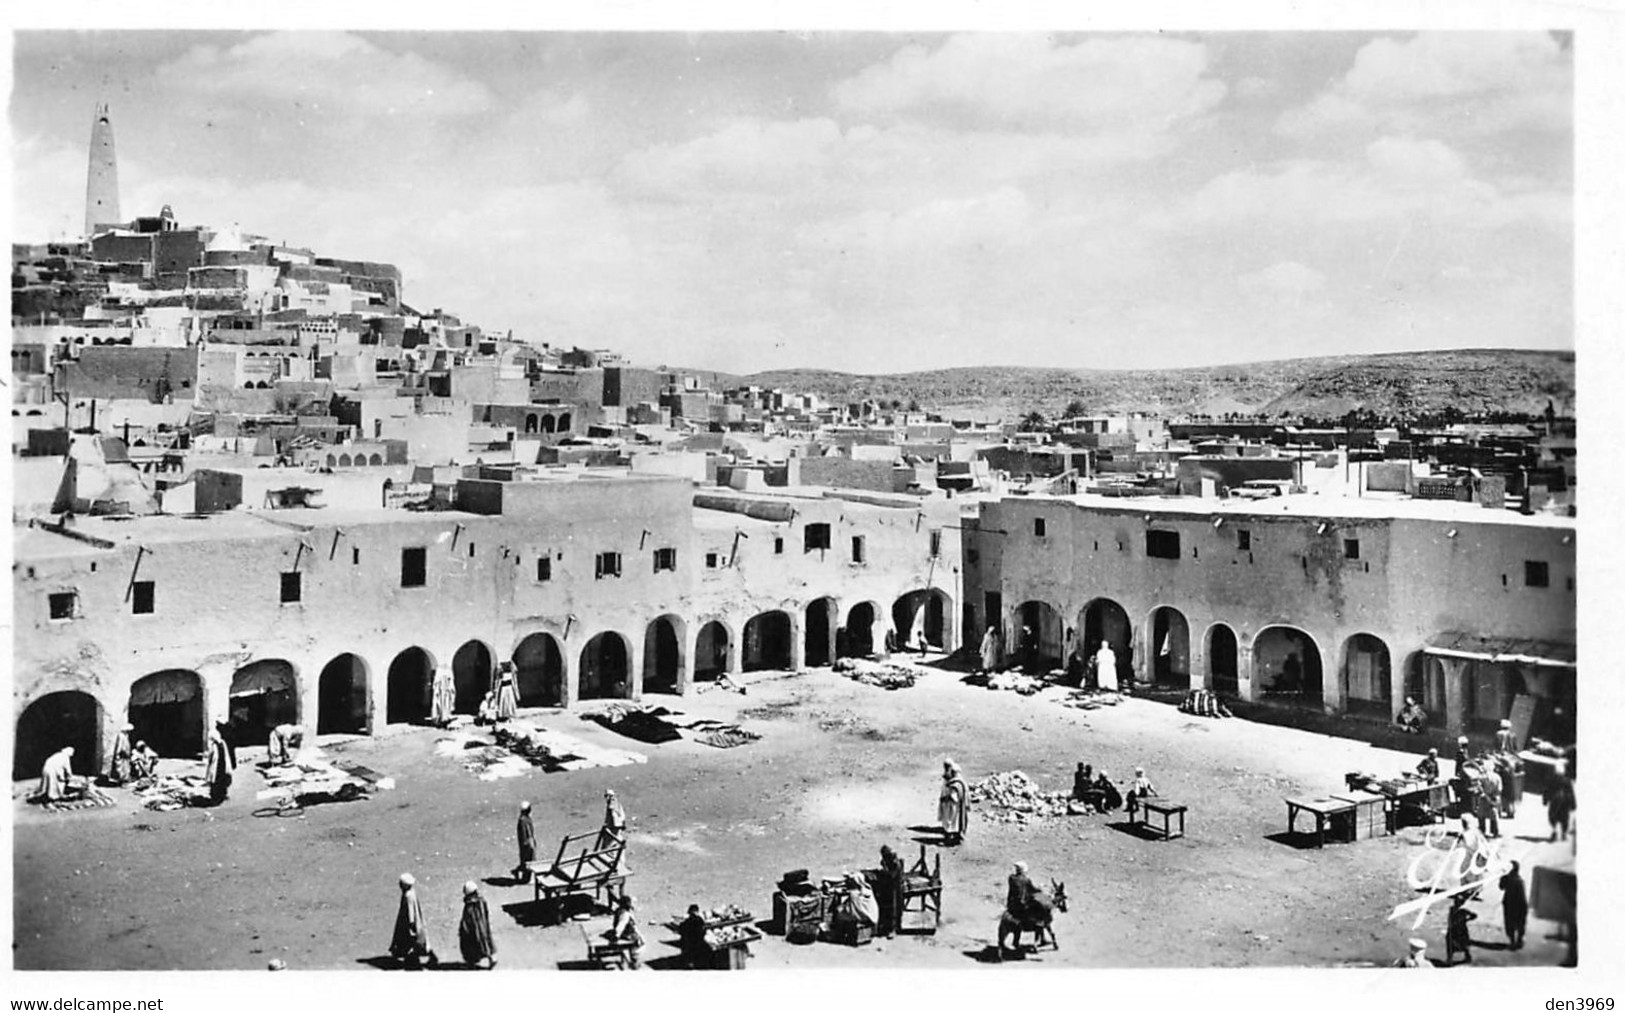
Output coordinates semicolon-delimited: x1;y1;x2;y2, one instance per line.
797;187;1034;254
153;32;493;121
618;118;846;194
831;33;1226;132
1276;32;1570;138
1239;261;1326;298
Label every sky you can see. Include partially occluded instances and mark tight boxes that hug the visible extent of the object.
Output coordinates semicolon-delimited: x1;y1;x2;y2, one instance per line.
10;29;1574;374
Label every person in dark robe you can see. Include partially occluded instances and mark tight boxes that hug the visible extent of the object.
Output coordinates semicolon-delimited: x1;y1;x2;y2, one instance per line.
204;722;235;806
1397;697;1428;734
1416;748;1440;783
1563;743;1576;782
1453;737;1471;779
1497;754;1521;818
1095;770;1123;813
1543;762;1576;841
678;904;710;969
1072;763;1094;800
107;723;135;784
1444;894;1476;965
458;881;496;969
513;801;536;882
874;845;905;938
1280;653;1303;695
390;873;436;968
1499;861;1528;951
1475;770;1501;838
1006;861;1036;922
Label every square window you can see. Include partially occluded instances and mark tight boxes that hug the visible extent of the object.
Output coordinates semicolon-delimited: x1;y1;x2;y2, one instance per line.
401;547;427;588
654;547;677;572
536;556;552;582
1034;517;1046;537
705;552;720;569
1524;560;1549;588
804;523;832;552
595;551;622;579
851;535;867;564
48;591;77;620
1145;530;1181;559
1343;538;1360;560
1237;529;1251;551
280;571;302;604
132;581;155;614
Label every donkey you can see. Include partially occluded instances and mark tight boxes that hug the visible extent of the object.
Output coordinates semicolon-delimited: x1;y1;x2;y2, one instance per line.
997;879;1068;956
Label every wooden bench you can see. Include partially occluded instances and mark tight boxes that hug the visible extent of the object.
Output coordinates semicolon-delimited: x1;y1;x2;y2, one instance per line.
1131;799;1188;840
1285;796;1354;848
528;828;631;918
898;843;943;934
580;921;637;969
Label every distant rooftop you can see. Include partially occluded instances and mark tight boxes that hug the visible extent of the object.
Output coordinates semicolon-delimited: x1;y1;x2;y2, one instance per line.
1022;490;1575;529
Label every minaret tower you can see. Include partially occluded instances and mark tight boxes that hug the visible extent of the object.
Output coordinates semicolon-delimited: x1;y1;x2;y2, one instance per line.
84;102;120;239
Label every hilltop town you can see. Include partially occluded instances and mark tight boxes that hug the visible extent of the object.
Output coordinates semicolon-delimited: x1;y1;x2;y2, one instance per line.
12;102;1578;975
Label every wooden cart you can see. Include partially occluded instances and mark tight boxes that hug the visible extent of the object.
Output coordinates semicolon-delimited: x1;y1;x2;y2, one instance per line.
898;844;943;935
528;827;631;919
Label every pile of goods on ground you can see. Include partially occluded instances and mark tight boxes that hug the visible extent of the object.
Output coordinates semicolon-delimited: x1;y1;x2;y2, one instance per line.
832;657;921;690
28;784;117;813
133;773;209;811
968;770;1075;823
1058;688;1124;711
705;924;762;946
580;703;685;745
255;751;394;807
1178;689;1233;718
982;671;1055;695
687;721;762;749
442;724;647;778
666;904;753;931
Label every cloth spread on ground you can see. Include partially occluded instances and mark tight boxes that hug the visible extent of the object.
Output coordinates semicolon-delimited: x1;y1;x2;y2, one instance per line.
253;747;393;805
1179;690;1234;718
581;703;685;744
1058;688;1125;711
832;657;924;691
133;773;209;811
27;784;116;812
437;723;649;778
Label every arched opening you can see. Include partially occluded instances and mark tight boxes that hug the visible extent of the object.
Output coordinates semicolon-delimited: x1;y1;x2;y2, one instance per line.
557;412;572;432
1014;600;1064;672
15;691;102;780
338;453;352;467
580;633;631;700
842;602;879;658
695;621;731;682
892;588;951;652
1253;627;1324;707
513;633;564;707
743;611;794;672
541;415;556;434
1340;633;1392;718
387;647;435;725
1080;598;1134;687
525;413;538;434
228;660;299;749
129;670;204;758
1150;607;1191;687
1207;623;1239;695
368;453;383;466
805;597;837;668
317;653;370;735
326;454;337;468
643;616;685;695
453;640;494;714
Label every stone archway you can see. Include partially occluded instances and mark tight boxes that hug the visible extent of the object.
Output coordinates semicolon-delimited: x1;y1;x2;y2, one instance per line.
695;621;731;682
228;660;299;749
1253;626;1324;707
893;588;951;652
743;611;793;672
580;633;631;700
452;640;494;714
129;670;205;758
805;597;838;668
643;616;685;695
1149;606;1191;687
317;653;370;735
842;602;880;658
386;647;436;725
15;691;103;779
1080;598;1134;686
1207;623;1239;695
513;632;564;707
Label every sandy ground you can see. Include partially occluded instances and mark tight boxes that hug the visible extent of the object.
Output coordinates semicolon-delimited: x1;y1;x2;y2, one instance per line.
12;657;1577;971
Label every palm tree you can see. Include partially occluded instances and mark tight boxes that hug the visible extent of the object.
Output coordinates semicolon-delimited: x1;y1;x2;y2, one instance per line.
1018;410;1048;432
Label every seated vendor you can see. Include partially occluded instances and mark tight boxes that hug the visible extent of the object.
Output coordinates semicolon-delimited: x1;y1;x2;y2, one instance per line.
1397;697;1428;734
1072;763;1095;801
1416;748;1441;782
130;741;158;780
830;873;878;941
1093;770;1123;813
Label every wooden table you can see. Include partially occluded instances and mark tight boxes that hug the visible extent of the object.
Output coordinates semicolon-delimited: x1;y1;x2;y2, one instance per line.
1330;790;1393;839
1131;799;1188;840
1375;780;1449;826
580;920;637;969
702;924;762;969
1285;796;1355;848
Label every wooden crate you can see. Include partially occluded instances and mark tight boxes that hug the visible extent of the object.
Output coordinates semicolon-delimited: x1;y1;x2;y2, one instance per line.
1332;792;1390;840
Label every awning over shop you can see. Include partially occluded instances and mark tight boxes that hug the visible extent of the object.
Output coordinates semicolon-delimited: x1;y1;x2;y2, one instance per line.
1423;633;1576;670
231;661;296;696
130;670;201;706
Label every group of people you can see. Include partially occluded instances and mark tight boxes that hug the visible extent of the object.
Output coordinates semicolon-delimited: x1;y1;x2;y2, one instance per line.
389;873;499;969
103;723;159;785
1069;762;1156;815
